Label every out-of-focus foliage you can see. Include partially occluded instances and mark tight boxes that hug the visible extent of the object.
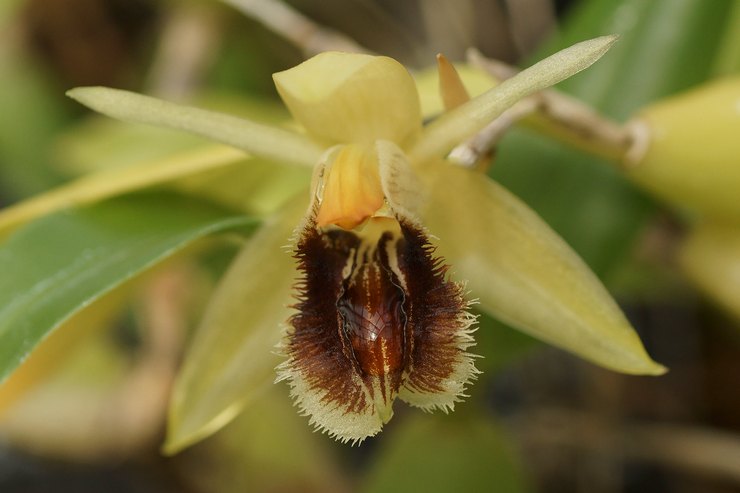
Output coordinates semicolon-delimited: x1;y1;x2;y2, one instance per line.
174;385;348;493
492;0;737;277
0;1;69;199
0;193;255;383
362;413;531;493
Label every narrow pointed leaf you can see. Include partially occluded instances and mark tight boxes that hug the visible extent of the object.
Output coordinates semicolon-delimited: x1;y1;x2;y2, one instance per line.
409;35;617;163
0;193;256;385
0;146;246;239
67;87;323;167
0;288;128;415
422;164;665;375
165;194;307;454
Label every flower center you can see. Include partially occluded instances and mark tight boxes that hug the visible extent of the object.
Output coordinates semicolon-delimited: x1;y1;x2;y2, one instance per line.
338;226;407;378
315;145;385;230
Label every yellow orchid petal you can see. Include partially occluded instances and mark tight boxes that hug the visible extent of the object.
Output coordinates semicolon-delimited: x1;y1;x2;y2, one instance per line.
273;52;422;146
679;221;740;321
164;195;306;455
67;87;323;167
627;77;740;217
421;163;665;375
410;35;618;163
314;144;385;229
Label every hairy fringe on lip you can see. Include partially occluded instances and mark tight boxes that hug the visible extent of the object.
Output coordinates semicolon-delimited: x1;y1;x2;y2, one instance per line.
276;215;479;444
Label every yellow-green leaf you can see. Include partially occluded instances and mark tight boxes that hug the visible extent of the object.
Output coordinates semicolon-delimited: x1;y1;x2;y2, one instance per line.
0;193;256;386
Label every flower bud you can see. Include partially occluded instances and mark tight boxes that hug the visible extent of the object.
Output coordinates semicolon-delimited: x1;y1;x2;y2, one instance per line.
626;77;740;218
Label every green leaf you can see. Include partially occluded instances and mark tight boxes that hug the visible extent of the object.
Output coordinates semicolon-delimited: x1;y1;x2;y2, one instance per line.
0;193;256;385
362;413;530;493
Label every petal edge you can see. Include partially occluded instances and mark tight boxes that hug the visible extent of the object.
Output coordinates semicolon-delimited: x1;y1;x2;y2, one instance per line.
422;163;665;376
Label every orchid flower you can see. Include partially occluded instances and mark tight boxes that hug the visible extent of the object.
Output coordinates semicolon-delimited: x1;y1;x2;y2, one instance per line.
66;36;664;448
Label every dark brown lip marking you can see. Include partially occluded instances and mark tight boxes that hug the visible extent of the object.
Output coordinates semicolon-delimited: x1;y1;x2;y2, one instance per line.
338;232;407;377
280;215;477;442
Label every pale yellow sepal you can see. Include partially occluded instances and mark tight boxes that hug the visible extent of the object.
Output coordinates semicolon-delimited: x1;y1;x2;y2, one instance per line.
410;35;618;163
273;52;422;146
67;87;323;167
421;163;665;375
164;195;306;455
679;221;740;321
627;77;740;218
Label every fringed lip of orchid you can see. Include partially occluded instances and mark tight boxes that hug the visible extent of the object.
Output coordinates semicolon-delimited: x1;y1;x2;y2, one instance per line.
63;34;665;449
277;136;479;443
